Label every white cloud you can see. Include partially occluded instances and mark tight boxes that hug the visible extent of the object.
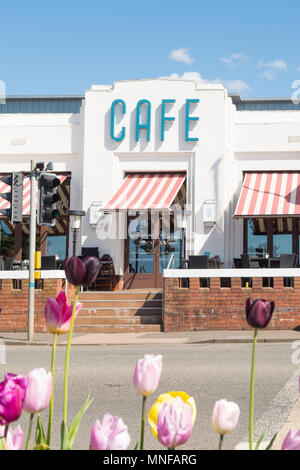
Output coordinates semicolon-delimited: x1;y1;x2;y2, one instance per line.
257;59;287;81
257;59;287;70
158;72;250;95
221;53;250;67
169;48;194;65
223;79;250;93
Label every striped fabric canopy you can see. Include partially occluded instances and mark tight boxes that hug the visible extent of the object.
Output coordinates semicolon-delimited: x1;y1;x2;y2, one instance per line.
0;175;67;215
234;172;300;217
104;172;186;210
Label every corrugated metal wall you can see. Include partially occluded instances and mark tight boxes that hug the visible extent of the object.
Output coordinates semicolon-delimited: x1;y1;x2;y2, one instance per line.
0;97;83;114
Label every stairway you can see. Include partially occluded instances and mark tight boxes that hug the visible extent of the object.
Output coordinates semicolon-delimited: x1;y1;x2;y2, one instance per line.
75;289;163;333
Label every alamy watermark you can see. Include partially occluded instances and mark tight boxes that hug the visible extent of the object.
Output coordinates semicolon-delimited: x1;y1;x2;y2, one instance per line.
0;340;6;365
0;81;6;105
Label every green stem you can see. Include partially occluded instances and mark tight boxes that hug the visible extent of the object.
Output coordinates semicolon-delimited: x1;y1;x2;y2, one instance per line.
47;332;58;446
25;413;34;450
218;434;224;450
140;396;147;450
63;286;80;424
249;328;258;450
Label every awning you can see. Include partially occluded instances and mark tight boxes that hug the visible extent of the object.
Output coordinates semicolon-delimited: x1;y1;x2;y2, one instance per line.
104;172;186;210
234;172;300;218
0;175;68;216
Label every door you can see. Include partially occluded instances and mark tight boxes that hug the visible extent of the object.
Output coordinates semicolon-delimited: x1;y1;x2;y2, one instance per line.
124;211;185;289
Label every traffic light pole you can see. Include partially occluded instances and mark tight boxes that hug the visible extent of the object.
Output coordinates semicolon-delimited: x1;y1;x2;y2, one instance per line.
28;160;37;342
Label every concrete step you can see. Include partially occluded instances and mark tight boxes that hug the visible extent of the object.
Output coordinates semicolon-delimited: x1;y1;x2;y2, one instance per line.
77;307;162;317
75;315;162;325
78;299;162;309
73;324;163;333
78;291;162;301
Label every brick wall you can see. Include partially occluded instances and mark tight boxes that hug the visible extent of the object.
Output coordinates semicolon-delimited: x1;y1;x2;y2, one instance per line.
0;279;75;332
163;277;300;331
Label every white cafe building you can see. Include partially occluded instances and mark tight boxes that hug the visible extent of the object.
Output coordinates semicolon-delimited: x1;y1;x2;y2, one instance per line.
0;79;300;289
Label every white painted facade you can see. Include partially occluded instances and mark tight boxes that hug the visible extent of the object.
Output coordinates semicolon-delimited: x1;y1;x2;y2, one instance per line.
0;79;300;277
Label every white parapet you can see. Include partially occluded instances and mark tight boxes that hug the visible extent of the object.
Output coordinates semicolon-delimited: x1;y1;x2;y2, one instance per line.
163;268;300;278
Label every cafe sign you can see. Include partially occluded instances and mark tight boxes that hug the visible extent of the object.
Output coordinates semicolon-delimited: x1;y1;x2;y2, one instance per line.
110;99;199;143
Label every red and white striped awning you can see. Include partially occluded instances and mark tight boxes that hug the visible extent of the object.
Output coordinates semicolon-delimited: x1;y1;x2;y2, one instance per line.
234;172;300;217
104;172;186;210
0;175;67;215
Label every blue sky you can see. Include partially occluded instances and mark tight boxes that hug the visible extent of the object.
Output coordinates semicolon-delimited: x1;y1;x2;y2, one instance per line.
0;0;300;97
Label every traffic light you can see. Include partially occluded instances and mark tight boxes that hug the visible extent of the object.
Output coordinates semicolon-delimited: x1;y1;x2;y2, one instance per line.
0;172;23;223
37;172;61;226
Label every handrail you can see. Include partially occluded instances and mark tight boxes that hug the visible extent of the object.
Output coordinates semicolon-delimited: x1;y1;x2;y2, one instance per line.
166;254;175;270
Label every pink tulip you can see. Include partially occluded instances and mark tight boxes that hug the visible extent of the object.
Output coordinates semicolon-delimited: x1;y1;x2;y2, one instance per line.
0;373;26;425
281;429;300;450
210;399;240;435
157;396;193;449
23;368;52;414
45;290;82;335
90;413;131;450
5;425;24;450
133;354;162;397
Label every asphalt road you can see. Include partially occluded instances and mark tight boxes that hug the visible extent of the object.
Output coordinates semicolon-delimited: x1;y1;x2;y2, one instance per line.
0;342;298;450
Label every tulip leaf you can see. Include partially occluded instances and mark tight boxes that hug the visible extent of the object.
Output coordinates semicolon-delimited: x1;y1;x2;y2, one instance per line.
34;415;47;448
34;443;51;451
0;438;6;450
265;433;277;450
67;391;93;450
255;427;266;450
134;441;140;450
60;419;70;451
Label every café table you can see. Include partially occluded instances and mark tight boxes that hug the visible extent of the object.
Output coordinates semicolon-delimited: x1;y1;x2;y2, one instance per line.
249;256;280;286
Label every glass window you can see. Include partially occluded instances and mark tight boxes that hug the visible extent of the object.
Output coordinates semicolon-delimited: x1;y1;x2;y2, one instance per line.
247;219;267;256
47;235;66;260
0;220;14;256
273;234;292;257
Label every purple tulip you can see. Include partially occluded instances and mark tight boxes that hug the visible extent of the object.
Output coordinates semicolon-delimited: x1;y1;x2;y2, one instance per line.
246;298;275;329
157;396;193;449
45;290;83;335
23;368;52;414
64;256;101;287
281;429;300;450
90;413;131;450
1;425;24;450
133;354;162;397
0;374;26;425
210;399;240;435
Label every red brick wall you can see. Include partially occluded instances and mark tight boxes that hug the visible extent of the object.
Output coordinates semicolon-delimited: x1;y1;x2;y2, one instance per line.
163;277;300;331
0;279;75;332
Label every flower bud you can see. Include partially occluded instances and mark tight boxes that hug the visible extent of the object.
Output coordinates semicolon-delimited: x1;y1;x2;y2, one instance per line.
133;354;162;397
23;368;52;414
210;399;240;435
90;413;131;450
246;298;274;329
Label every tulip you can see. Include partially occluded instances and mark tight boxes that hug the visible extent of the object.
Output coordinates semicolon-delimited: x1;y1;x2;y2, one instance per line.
64;256;101;287
133;354;162;397
5;425;24;450
133;354;162;449
45;290;83;335
0;373;26;425
156;396;193;449
148;391;196;441
281;429;300;450
23;368;52;414
211;399;240;449
246;298;274;329
246;298;275;450
90;413;131;450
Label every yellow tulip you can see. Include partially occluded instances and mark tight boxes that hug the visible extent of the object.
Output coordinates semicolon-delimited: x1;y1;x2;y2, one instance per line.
148;391;197;439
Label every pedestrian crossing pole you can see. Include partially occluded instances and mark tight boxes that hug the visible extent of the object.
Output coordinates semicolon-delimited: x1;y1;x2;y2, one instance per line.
28;160;37;342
